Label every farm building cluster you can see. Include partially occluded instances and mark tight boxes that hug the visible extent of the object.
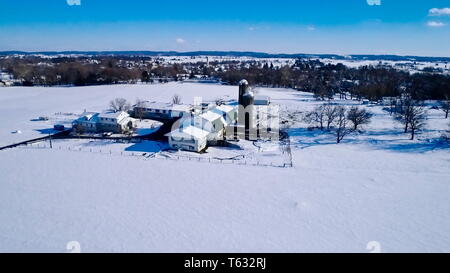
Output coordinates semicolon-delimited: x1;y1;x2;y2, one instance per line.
71;80;279;152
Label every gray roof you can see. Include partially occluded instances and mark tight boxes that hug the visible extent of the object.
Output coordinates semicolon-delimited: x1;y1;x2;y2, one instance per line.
98;111;127;119
137;101;192;112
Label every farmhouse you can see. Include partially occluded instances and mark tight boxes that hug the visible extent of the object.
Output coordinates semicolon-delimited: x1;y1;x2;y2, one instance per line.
97;111;135;133
73;110;135;134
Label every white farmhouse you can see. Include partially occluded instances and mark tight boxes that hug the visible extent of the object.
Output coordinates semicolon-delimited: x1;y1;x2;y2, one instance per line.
73;111;135;134
97;111;135;133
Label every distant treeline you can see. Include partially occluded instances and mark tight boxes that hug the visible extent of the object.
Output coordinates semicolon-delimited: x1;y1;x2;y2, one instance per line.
2;51;450;62
217;60;450;101
1;56;449;101
0;56;185;86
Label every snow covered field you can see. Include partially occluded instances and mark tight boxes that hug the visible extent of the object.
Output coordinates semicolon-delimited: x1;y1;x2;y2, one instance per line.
1;82;450;252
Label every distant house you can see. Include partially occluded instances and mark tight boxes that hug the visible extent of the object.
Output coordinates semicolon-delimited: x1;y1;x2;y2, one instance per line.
380;97;398;106
132;101;192;120
73;111;135;133
0;72;16;86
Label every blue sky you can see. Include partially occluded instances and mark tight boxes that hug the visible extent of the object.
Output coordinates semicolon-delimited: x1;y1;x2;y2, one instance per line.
1;0;450;56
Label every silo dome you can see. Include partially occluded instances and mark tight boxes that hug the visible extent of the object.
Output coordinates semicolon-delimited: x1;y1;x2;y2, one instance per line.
239;79;249;86
238;79;250;106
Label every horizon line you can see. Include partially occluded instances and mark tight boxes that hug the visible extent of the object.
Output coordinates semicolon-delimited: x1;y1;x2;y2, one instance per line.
1;50;450;60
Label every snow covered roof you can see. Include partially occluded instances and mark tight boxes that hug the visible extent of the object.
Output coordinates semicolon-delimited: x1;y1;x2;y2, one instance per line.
165;125;209;140
77;111;99;122
138;101;192;112
171;104;193;112
213;104;235;114
181;117;215;133
98;111;128;120
138;101;172;109
200;110;223;122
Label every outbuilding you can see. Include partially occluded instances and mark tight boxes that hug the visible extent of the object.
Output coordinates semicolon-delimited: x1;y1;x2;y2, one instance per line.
165;125;209;152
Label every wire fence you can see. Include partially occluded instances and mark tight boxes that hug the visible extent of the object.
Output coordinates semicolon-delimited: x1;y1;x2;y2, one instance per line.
21;141;294;168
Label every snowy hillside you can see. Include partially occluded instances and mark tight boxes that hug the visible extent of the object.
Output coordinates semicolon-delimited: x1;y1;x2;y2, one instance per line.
1;82;450;252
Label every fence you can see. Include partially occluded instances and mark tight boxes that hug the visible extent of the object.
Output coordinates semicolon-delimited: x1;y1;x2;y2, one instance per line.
21;142;294;168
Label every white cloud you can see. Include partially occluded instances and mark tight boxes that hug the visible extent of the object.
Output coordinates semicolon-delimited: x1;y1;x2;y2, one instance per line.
248;27;256;31
66;0;81;6
429;8;450;16
307;26;316;31
175;38;186;44
427;21;446;27
366;0;381;6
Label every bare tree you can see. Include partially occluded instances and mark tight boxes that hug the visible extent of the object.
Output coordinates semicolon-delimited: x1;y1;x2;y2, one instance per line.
109;98;131;113
347;106;373;131
395;96;415;133
408;106;427;140
395;98;427;140
324;103;338;130
333;106;352;144
172;94;182;105
440;100;450;119
303;105;326;130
